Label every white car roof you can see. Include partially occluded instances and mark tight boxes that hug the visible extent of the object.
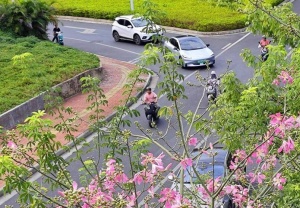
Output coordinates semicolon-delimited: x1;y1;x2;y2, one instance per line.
116;15;142;20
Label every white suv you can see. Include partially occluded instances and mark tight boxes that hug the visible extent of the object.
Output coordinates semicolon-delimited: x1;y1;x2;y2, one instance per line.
112;15;163;45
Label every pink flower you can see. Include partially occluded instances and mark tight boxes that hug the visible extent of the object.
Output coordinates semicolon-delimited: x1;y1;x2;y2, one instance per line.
7;141;17;149
278;71;293;84
72;181;78;191
251;143;269;164
58;191;65;197
248;172;265;184
115;173;128;183
272;79;279;86
180;158;193;169
126;193;137;208
159;188;177;208
269;113;283;126
133;173;144;185
188;137;198;146
106;159;116;175
278;137;295;154
148;185;155;198
223;185;248;206
273;173;286;190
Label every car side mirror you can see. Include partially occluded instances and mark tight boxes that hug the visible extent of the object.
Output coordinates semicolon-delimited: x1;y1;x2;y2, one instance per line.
173;47;178;51
127;25;133;29
206;44;210;47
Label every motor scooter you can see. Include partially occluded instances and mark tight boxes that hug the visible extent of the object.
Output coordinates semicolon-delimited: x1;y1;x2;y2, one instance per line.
261;47;269;62
142;101;159;128
56;32;64;45
206;84;217;102
258;40;271;62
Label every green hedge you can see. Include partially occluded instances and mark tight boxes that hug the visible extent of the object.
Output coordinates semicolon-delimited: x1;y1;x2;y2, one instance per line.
53;0;283;32
0;31;99;114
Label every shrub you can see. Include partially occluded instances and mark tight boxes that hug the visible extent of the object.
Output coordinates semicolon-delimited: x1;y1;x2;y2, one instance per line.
0;0;58;39
0;32;99;114
53;0;282;32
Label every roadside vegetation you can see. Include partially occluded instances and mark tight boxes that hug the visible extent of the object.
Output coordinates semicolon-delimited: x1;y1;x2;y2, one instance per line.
54;0;282;31
0;31;99;114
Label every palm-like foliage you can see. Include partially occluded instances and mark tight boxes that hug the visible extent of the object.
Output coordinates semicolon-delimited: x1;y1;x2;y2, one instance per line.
0;0;57;39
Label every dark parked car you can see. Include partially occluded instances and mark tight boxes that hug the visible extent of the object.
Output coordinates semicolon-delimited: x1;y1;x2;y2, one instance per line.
169;148;235;208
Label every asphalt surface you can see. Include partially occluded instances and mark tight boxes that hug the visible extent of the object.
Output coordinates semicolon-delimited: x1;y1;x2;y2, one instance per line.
2;0;300;206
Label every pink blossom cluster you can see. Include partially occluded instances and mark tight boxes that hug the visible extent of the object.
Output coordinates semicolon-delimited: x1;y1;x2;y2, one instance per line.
56;153;178;207
159;188;192;208
224;185;248;207
272;70;293;85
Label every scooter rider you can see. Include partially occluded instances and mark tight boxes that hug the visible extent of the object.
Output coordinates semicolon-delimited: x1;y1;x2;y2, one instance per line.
143;87;158;104
143;87;160;114
207;71;219;87
207;71;219;99
259;35;270;48
258;35;271;60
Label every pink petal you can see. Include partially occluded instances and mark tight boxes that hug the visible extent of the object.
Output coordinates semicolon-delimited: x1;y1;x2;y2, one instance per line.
72;181;78;190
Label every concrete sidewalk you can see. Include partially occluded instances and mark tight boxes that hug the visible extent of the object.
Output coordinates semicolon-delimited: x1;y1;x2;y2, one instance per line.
42;55;149;144
0;56;149;191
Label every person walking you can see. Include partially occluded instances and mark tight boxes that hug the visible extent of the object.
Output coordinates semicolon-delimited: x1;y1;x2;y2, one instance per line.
52;24;61;43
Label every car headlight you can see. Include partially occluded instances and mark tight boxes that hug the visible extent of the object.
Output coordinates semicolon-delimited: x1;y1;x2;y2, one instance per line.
210;53;215;58
182;54;191;59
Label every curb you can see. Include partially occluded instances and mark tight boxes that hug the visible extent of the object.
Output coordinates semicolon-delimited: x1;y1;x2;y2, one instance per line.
0;66;152;198
57;15;247;36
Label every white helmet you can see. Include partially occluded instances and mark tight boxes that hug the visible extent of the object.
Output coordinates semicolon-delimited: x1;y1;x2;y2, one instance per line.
211;71;216;75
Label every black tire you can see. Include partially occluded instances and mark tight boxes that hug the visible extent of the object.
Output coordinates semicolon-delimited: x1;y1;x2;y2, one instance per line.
148;115;154;128
113;31;120;42
178;56;186;68
133;34;141;45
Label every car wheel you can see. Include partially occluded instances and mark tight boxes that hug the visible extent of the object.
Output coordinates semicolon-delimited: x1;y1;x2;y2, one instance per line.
113;31;120;42
133;34;141;45
179;56;186;68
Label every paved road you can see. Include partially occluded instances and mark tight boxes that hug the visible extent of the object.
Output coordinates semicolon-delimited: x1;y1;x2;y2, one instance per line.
1;1;298;206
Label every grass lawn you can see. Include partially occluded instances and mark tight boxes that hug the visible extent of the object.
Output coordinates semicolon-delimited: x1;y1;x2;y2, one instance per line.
54;0;283;32
0;31;99;114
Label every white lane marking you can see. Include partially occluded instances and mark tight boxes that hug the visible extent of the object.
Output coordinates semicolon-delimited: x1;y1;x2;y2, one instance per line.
182;32;251;84
65;26;97;34
80;29;97;34
285;49;293;60
216;32;251;58
221;43;232;50
94;42;140;55
63;37;140;55
128;57;142;64
64;37;91;42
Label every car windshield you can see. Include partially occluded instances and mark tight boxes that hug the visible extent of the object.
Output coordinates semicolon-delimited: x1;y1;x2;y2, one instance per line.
183;164;225;183
131;18;149;27
179;37;207;50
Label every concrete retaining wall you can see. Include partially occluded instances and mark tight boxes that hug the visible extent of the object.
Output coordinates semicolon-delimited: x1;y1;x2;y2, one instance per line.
0;67;102;130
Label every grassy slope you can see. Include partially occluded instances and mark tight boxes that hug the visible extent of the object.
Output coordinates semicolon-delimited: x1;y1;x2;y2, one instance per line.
0;32;99;114
54;0;283;32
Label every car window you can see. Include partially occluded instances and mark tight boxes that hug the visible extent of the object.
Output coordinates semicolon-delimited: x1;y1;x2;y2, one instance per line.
124;20;132;27
179;37;206;50
117;19;124;26
170;38;179;49
131;18;149;27
184;165;225;183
